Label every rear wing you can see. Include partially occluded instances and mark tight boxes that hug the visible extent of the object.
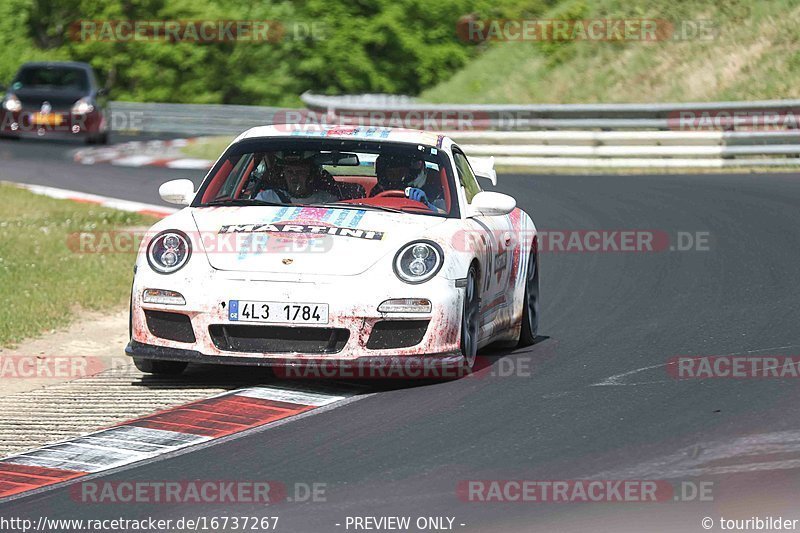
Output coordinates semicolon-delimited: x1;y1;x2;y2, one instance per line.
467;156;497;186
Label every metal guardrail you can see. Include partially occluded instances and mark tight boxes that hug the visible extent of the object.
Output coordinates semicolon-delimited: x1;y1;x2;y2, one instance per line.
301;92;800;120
109;101;283;136
302;93;800;131
108;98;800;169
444;130;800;144
298;94;800;167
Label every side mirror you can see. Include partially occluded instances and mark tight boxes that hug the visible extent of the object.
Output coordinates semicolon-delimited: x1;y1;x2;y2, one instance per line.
96;87;108;97
159;179;195;206
468;191;516;217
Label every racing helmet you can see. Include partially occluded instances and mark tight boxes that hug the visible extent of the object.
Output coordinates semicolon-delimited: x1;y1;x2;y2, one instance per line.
374;153;427;190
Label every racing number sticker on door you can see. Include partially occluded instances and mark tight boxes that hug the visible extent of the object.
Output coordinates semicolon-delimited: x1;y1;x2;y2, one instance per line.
494;237;510;285
473;220;513;298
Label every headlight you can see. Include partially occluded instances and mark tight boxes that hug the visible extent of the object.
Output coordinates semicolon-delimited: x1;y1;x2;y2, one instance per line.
3;94;21;113
393;240;444;284
71;97;94;115
147;230;191;274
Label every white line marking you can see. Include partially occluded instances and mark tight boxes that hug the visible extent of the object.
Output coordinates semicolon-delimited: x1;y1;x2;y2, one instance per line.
90;425;210;447
5;455;101;472
0;386;369;503
590;362;672;387
2;425;211;473
590;344;800;387
236;386;350;406
76;436;168;453
1;386;355;479
5;181;177;217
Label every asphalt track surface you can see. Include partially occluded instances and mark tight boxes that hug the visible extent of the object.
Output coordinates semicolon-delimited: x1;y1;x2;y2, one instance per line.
2;135;800;532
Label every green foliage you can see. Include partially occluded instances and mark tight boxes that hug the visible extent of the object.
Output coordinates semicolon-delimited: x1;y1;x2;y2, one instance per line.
422;0;800;103
0;0;544;105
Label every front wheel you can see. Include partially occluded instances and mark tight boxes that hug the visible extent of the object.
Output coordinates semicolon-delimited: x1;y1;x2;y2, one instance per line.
518;248;539;347
460;265;480;368
133;357;188;376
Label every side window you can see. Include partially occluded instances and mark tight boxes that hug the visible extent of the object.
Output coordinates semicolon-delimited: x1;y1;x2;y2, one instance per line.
215;154;252;199
453;150;481;203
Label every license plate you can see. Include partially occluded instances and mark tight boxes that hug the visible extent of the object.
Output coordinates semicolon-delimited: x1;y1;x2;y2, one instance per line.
32;113;62;126
229;300;329;324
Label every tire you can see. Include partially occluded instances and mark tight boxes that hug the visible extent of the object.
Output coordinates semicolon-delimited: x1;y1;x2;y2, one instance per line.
460;265;480;368
133;357;188;376
518;248;539;347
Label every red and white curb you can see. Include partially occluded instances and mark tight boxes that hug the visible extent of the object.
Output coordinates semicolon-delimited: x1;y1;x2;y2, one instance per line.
0;385;357;500
74;138;214;170
9;182;177;219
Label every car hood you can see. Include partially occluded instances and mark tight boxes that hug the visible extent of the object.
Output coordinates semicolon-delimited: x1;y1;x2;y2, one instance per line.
191;206;446;276
14;88;88;111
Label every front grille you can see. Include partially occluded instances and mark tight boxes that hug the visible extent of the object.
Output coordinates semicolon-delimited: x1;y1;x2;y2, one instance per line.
366;320;429;350
144;310;196;343
209;325;349;354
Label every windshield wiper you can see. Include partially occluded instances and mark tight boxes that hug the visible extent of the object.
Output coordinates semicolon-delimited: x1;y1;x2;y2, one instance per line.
203;199;407;214
319;202;405;214
203;199;288;207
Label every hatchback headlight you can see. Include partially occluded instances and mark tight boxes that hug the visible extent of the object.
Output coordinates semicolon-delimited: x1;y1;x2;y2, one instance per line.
71;97;94;115
393;240;444;284
147;230;191;274
3;94;21;113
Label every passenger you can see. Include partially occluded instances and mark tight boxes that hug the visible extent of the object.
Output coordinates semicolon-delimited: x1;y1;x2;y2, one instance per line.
371;153;446;213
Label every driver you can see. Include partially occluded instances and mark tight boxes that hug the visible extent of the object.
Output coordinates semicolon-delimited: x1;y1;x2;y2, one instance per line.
256;151;338;204
371;153;445;213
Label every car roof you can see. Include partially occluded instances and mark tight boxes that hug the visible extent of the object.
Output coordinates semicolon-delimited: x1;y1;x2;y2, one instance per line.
236;124;445;148
17;61;94;71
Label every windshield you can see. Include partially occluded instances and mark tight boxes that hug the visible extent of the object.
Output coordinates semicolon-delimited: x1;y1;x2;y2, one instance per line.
13;66;90;91
194;138;457;217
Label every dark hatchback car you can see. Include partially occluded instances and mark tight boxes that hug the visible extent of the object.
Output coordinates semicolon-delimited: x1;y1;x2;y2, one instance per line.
1;61;109;144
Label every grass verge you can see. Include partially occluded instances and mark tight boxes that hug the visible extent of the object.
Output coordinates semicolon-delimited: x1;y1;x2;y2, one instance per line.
422;0;799;104
0;184;158;347
179;136;233;161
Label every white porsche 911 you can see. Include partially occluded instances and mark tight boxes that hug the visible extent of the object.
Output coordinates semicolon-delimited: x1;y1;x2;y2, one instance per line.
127;125;539;377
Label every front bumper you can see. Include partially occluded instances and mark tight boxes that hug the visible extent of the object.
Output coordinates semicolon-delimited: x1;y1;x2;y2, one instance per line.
131;269;465;363
127;339;464;367
1;109;105;138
